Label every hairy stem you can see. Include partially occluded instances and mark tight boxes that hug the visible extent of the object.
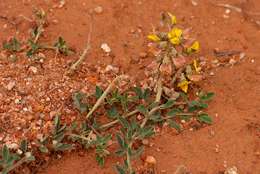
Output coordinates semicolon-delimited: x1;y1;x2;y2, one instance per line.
67;16;93;75
86;75;124;119
100;109;139;130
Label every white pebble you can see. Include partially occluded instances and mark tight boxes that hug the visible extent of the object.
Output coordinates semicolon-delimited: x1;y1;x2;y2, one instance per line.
101;43;111;53
94;6;103;14
6;81;16;91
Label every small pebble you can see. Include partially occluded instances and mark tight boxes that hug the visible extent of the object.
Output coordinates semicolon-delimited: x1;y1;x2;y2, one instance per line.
142;139;149;145
239;52;245;60
225;9;231;14
191;0;198;6
210;71;215;76
94;6;103;14
145;156;156;165
29;66;38;74
101;43;111;53
223;14;230;19
224;166;238;174
229;58;236;65
6;81;16;91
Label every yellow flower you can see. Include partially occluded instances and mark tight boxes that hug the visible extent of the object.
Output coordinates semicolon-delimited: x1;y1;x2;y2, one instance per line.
177;80;191;93
170;37;181;45
193;60;201;73
168;28;183;45
147;34;161;42
167;12;177;25
187;41;200;54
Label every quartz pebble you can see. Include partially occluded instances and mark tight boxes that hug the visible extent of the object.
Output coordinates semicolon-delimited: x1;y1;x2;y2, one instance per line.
94;6;103;14
101;43;111;53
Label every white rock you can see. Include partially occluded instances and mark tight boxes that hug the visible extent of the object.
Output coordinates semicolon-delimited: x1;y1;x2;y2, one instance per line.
191;0;198;6
145;156;156;165
239;52;245;60
29;66;38;73
17;149;23;155
105;65;119;73
101;43;111;53
224;166;238;174
225;9;231;14
210;72;215;76
94;6;103;14
229;58;236;65
7;143;19;150
6;81;16;91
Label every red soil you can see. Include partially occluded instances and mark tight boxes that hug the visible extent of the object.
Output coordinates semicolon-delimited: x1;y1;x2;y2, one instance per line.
0;0;259;173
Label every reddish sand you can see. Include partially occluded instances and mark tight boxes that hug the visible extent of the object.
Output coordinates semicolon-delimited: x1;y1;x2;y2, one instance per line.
0;0;259;173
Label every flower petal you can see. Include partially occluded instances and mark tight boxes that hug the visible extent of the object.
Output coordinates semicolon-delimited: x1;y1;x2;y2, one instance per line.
177;80;190;93
167;12;177;25
187;41;200;54
147;34;161;42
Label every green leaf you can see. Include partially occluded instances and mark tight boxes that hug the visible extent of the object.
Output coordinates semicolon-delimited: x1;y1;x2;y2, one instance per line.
198;113;213;124
116;134;126;150
199;92;215;101
54;115;60;131
149;112;163;122
95;86;103;99
167;108;182;117
3;37;21;52
2;145;10;162
54;143;73;151
188;100;208;112
20;139;28;152
179;115;192;121
138;127;154;139
39;145;49;153
54;36;70;55
107;107;118;119
96;155;105;166
133;87;143;99
137;105;148;115
168;120;181;132
143;89;151;101
26;39;40;57
72;92;88;113
117;116;130;129
160;100;175;109
115;164;126;174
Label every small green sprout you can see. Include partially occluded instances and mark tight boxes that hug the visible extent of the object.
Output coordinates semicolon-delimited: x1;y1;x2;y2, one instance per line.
54;37;71;56
2;38;21;52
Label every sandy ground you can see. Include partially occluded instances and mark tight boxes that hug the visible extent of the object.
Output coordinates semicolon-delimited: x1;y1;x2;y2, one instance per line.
0;0;259;173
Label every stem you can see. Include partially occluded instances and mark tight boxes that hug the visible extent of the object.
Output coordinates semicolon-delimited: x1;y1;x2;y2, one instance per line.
34;25;43;44
100;109;139;130
3;156;30;174
126;148;133;174
171;67;184;85
155;78;162;103
69;133;90;141
164;113;194;120
100;102;187;130
86;75;124;120
67;15;93;75
67;45;91;75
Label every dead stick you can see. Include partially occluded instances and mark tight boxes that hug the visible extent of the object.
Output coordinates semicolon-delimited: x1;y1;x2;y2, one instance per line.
67;16;93;75
86;75;124;119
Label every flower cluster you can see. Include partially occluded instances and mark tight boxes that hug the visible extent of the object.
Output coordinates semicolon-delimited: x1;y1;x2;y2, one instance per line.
147;12;201;93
